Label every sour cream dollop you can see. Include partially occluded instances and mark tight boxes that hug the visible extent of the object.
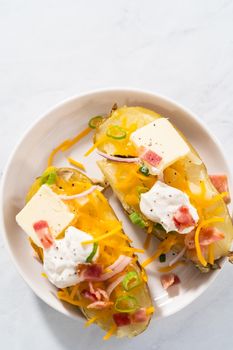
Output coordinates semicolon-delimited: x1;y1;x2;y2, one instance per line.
139;181;199;234
43;226;98;288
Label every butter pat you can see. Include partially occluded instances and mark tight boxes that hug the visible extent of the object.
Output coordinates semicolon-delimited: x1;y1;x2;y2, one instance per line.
16;185;74;247
130;118;190;171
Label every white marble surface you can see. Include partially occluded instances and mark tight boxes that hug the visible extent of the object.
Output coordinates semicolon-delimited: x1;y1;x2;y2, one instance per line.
1;0;233;349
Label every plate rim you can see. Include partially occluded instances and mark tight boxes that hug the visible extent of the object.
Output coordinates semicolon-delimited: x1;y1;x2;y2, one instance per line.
1;87;232;321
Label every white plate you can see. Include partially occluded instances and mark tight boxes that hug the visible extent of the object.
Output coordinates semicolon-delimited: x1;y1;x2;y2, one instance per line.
1;88;232;322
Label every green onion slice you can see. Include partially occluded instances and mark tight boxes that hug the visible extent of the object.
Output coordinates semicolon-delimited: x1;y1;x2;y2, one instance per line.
115;295;138;313
86;243;98;263
106;125;127;140
88;116;104;129
129;212;146;228
41;168;57;185
139;165;149;176
159;254;166;263
122;271;141;291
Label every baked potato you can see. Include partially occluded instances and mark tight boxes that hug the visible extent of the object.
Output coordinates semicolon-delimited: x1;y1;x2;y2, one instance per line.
17;167;154;339
93;106;233;271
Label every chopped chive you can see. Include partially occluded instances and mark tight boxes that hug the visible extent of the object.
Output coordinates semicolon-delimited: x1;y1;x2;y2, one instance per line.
129;212;146;228
139;165;149;176
86;243;98;262
159;254;166;263
88;116;104;129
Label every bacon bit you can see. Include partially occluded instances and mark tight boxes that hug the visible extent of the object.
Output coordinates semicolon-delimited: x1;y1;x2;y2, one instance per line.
88;282;109;301
96;288;109;301
33;220;54;249
89;281;96;295
209;174;230;204
198;227;225;246
78;256;131;282
173;206;195;231
82;282;109;304
185;227;225;250
87;301;114;309
173;274;181;284
140;148;162;167
131;308;148;323
113;313;131;326
160;273;180;290
78;264;103;281
81;289;98;302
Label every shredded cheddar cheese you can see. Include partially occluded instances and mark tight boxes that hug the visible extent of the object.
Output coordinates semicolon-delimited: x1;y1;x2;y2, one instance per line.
81;225;124;244
143;233;152;250
208;243;215;265
120;247;145;254
95;191;108;204
202;192;229;207
70;284;79;299
142;235;177;268
57;291;86;307
67;157;86;171
63;288;69;297
84;315;99;328
142;249;163;268
141;269;148;282
47;127;92;166
158;261;186;273
47;140;70;167
103;324;117;341
200;180;206;197
146;306;155;315
195;217;224;266
147;222;153;234
62;127;92;151
84;136;107;157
